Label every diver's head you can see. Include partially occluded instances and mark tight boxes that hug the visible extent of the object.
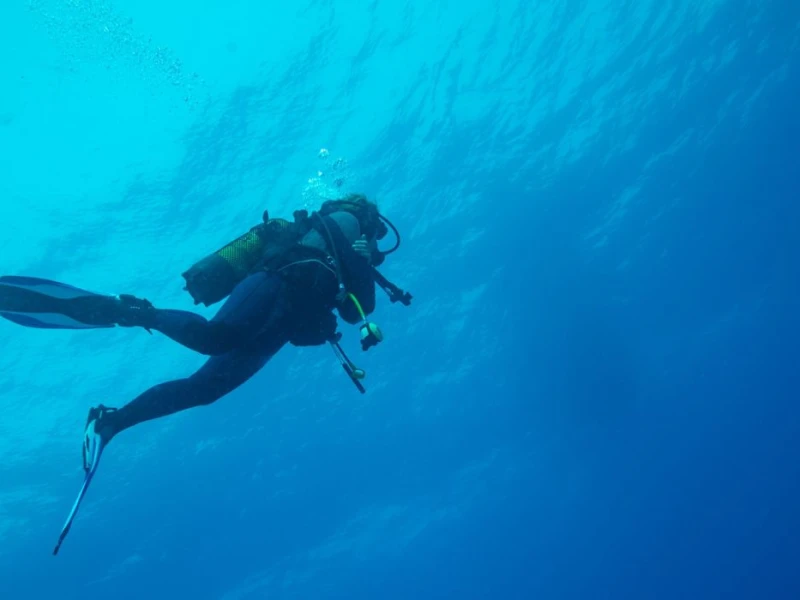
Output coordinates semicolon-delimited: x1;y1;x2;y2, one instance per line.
320;194;384;240
320;194;400;263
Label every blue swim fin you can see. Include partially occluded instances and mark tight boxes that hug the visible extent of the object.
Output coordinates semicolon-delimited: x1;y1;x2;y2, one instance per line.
52;441;105;555
0;276;118;329
53;406;115;556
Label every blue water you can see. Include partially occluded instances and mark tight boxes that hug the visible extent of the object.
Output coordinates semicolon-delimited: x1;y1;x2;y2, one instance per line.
1;1;798;598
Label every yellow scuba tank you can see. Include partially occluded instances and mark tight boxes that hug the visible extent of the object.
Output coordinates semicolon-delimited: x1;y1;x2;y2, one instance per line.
182;211;311;306
182;224;270;306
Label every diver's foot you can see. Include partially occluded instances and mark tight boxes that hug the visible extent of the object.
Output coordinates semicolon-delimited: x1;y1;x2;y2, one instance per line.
113;294;157;328
83;405;117;473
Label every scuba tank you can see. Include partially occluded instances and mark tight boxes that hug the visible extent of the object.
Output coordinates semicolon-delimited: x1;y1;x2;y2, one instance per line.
181;211;302;306
182;225;267;306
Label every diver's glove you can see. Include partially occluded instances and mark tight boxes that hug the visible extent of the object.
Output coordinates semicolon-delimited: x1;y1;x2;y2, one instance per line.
352;235;373;264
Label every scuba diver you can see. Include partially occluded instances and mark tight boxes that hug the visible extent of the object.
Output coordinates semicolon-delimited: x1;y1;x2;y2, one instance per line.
0;193;412;554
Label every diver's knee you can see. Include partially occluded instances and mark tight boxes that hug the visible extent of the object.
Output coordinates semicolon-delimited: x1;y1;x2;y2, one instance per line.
196;392;222;406
187;382;223;406
183;374;227;406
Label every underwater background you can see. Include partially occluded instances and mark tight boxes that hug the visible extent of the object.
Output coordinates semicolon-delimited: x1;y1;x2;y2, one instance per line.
1;1;799;598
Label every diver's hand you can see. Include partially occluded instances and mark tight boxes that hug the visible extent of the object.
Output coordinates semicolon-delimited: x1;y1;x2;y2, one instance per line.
352;235;372;263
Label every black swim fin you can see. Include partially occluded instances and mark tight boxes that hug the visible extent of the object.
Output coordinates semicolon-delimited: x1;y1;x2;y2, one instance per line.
0;276;153;330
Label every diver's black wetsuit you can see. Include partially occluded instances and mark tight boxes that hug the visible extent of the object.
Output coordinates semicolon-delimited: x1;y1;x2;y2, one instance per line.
100;214;376;441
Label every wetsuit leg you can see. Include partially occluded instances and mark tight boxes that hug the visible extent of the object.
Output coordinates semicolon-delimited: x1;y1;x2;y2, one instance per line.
101;338;285;440
100;271;296;439
147;270;288;355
